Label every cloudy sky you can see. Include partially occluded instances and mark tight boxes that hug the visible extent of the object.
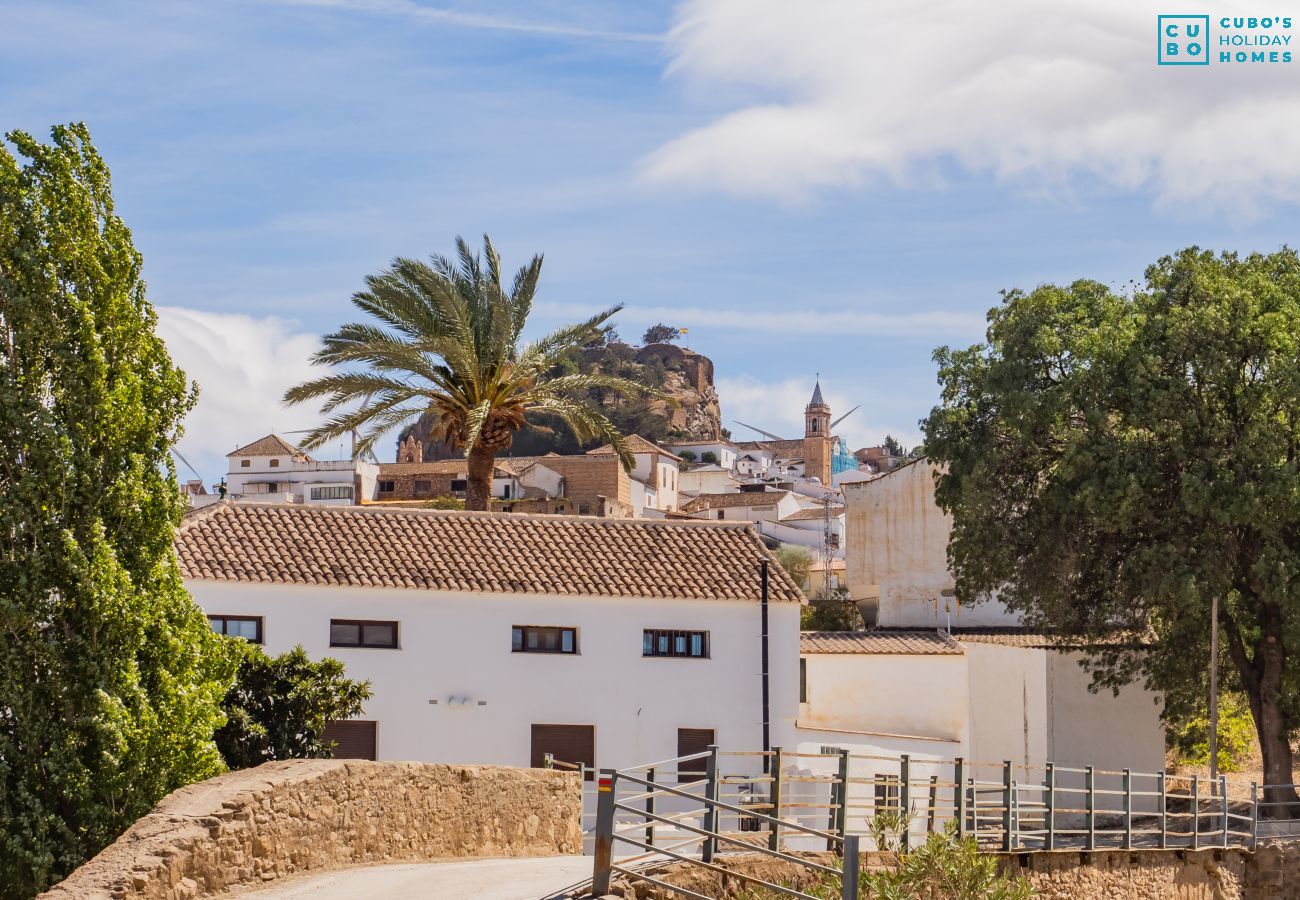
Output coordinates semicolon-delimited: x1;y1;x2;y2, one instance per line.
4;0;1299;480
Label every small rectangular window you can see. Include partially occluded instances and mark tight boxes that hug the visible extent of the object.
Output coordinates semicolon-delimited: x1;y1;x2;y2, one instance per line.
207;615;263;644
799;658;807;703
450;479;467;492
643;629;709;659
512;625;578;655
240;459;251;468
378;480;395;493
414;480;432;496
677;728;715;780
269;459;280;467
310;486;354;500
330;619;398;649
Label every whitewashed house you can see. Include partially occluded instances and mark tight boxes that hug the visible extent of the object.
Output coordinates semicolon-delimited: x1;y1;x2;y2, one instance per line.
224;434;378;506
178;502;804;771
587;435;681;515
808;459;1166;776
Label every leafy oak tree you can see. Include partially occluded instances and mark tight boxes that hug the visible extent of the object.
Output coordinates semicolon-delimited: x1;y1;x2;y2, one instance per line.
924;248;1300;812
0;124;236;895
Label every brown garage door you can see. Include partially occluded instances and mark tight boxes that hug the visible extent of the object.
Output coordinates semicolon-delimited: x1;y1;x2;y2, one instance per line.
322;720;377;760
531;724;595;780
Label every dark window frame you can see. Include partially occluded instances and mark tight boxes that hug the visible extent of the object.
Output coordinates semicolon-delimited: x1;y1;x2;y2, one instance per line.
310;485;354;500
799;658;808;703
643;629;710;659
378;479;396;493
329;619;399;649
208;614;263;644
513;625;578;655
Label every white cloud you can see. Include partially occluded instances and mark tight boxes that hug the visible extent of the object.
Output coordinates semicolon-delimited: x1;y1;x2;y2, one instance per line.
717;375;923;454
645;0;1300;215
156;307;347;483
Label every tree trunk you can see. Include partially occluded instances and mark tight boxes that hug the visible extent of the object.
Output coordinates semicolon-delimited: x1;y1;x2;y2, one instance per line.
1226;610;1300;817
464;443;496;512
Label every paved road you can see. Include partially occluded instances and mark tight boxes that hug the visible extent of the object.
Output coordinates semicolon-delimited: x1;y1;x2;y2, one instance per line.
240;856;593;900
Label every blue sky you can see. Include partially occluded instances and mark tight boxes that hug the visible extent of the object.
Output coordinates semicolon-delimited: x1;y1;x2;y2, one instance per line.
4;0;1299;481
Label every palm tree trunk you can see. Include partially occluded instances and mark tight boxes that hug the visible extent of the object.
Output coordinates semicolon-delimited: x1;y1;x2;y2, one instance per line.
465;444;496;512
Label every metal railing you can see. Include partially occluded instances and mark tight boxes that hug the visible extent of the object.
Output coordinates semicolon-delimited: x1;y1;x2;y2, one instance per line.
582;747;1300;898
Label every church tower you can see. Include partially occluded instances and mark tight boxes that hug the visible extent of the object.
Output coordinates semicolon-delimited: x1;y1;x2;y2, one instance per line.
803;380;833;485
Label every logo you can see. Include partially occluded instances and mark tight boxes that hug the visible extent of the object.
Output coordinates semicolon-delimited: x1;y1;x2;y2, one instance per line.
1159;15;1210;64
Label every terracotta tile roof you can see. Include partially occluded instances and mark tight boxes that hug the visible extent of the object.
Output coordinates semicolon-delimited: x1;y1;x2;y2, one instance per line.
175;502;804;602
681;491;790;513
227;434;305;458
781;506;843;522
586;434;681;461
800;631;964;655
949;628;1140;649
736;439;806;457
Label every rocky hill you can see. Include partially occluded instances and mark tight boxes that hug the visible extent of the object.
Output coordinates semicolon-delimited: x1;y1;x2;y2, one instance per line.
396;341;723;461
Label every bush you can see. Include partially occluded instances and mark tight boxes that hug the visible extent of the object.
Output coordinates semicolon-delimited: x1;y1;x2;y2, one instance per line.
865;821;1034;899
215;643;372;770
426;494;465;510
679;449;698;462
802;585;863;631
701;451;719;464
777;545;813;590
1167;692;1256;773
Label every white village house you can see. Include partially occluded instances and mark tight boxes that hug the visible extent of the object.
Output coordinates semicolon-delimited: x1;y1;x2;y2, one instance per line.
809;458;1166;774
177;502;804;771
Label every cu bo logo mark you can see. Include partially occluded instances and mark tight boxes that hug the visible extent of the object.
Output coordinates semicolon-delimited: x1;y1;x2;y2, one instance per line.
1159;15;1211;64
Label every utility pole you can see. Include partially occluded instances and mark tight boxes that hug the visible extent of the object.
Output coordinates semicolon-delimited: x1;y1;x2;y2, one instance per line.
1210;593;1220;784
760;560;771;772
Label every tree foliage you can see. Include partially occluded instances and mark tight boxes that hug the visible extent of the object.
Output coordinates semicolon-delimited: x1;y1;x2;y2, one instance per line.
924;248;1300;807
802;585;863;631
642;323;680;344
0;124;236;896
776;545;813;591
285;235;650;510
215;644;372;770
881;434;907;457
864;822;1034;900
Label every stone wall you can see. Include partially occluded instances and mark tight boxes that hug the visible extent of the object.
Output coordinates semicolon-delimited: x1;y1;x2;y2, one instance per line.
608;844;1300;899
41;760;581;900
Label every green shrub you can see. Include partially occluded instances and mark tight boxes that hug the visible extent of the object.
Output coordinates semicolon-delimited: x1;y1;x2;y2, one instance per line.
426;494;465;510
1168;692;1256;773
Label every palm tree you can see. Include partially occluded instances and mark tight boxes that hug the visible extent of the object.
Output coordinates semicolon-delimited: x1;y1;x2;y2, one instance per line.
284;235;647;511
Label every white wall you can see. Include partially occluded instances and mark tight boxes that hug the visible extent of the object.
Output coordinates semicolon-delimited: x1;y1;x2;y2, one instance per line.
227;456;367;506
521;463;564;498
844;462;1019;628
189;581;801;772
678;468;738;495
963;642;1050;769
1047;651;1165;773
799;653;968;743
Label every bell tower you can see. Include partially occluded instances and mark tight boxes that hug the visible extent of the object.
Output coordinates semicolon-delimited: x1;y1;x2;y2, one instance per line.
804;379;832;484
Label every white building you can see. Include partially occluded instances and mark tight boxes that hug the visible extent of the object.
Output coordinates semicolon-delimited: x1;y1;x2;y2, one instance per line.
587;435;681;515
224;434;378;507
178;502;804;771
804;458;1166;777
663;439;739;471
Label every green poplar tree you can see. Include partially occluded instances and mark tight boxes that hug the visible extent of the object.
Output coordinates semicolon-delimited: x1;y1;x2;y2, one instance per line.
0;124;236;897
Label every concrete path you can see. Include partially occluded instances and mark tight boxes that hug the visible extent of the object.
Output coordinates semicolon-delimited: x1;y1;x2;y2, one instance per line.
239;856;593;900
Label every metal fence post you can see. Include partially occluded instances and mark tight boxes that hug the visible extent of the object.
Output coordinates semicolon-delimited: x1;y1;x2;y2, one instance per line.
1250;781;1260;849
1085;765;1096;851
1220;774;1229;848
1001;761;1014;852
645;765;656;849
899;754;912;851
955;758;967;838
1045;759;1055;853
1158;771;1167;849
1123;769;1133;850
592;770;617;896
702;745;720;863
836;748;851;842
1191;775;1200;851
769;747;784;852
841;834;860;900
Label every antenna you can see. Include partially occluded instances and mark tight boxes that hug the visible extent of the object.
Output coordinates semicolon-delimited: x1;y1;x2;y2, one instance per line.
173;449;203;483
